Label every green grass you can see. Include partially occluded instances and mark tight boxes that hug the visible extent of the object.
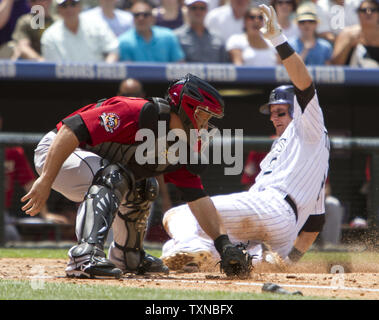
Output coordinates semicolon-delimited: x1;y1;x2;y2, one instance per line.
0;248;361;300
0;248;69;259
304;250;379;264
0;248;162;260
0;279;321;300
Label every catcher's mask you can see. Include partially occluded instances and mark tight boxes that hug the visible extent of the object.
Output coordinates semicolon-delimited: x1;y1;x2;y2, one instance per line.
166;73;225;141
259;85;294;118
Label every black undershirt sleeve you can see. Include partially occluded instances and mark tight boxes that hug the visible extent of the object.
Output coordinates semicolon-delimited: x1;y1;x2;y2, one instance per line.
294;82;316;111
62;114;91;143
300;214;325;233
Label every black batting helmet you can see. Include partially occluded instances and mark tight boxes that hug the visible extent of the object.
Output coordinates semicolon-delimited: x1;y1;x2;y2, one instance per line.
260;85;295;117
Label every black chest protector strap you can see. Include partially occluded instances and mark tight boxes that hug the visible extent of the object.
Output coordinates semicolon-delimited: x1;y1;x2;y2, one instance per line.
139;97;171;135
150;97;171;122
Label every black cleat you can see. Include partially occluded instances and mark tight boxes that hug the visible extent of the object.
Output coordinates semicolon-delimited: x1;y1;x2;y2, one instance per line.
66;243;123;279
136;253;169;275
66;264;123;279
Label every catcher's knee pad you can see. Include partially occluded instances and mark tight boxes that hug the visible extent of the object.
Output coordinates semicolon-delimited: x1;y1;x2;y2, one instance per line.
110;177;159;271
76;163;135;249
124;176;159;204
93;163;135;201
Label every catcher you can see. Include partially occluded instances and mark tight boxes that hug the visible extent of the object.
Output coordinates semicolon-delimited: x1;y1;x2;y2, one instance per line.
21;73;251;279
161;5;330;273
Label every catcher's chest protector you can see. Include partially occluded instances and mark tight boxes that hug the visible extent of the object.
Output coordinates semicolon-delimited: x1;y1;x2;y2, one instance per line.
85;97;181;180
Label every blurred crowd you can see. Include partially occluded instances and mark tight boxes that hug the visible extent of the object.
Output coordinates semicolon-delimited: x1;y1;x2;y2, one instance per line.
0;0;378;67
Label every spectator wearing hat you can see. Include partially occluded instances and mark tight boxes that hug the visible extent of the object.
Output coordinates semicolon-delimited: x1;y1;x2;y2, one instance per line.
289;2;333;65
118;0;184;62
174;0;229;62
41;0;119;62
204;0;250;44
12;0;57;61
81;0;134;37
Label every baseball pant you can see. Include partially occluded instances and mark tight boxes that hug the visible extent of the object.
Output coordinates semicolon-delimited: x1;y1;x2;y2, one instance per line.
34;131;104;203
162;188;298;260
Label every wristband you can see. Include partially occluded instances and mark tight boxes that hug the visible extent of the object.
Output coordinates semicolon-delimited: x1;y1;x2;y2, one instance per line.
276;42;295;61
214;234;231;255
288;247;304;263
270;33;295;60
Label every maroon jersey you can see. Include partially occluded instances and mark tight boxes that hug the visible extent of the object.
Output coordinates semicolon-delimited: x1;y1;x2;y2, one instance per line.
56;96;205;202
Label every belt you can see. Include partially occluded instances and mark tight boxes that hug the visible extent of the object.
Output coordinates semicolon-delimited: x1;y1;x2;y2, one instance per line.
285;195;298;222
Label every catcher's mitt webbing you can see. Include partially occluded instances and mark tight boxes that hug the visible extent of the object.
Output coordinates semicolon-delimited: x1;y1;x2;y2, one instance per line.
214;235;253;277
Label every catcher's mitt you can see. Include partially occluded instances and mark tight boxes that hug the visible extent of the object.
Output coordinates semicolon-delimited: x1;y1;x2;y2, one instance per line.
218;243;253;278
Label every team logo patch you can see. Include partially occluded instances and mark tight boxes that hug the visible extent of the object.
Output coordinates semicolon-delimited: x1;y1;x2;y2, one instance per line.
100;112;120;133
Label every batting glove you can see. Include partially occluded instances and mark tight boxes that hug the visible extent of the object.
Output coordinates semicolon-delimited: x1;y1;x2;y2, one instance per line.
259;4;286;45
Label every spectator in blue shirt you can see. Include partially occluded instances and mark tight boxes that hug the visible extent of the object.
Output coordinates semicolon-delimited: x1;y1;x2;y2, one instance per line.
118;0;184;62
289;2;332;65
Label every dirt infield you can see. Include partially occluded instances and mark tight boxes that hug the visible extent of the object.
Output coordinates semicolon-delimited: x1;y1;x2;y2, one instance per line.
1;257;379;299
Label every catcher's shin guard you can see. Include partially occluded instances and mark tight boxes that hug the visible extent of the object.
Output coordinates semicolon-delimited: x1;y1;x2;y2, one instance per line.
66;164;135;279
109;178;168;274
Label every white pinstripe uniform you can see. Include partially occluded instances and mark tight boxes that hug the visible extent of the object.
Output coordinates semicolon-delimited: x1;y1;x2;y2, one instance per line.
162;87;330;261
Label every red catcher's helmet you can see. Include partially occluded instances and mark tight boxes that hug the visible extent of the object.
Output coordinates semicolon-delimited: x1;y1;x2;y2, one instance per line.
166;73;225;136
